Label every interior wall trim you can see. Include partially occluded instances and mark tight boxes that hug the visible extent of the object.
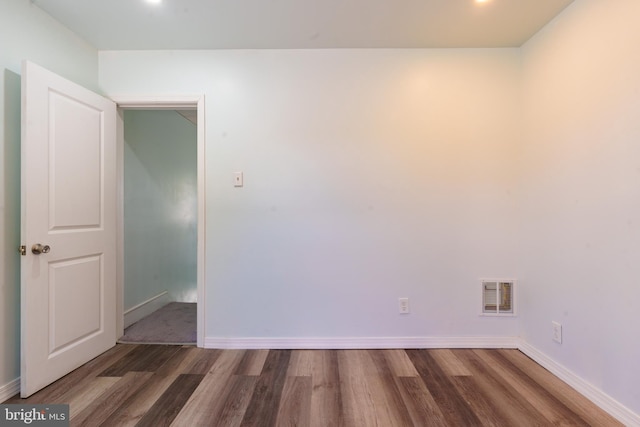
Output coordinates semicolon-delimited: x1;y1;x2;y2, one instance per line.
0;377;20;403
518;340;640;427
203;336;520;350
112;94;206;348
123;291;170;328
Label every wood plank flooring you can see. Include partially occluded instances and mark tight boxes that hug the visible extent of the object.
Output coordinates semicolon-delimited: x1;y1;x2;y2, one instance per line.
5;345;621;426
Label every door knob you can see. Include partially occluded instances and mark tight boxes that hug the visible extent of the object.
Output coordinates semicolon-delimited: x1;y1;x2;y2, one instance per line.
31;244;51;255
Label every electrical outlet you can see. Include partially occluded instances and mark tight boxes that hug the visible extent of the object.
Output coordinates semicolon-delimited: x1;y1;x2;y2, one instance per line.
552;321;562;344
398;298;409;314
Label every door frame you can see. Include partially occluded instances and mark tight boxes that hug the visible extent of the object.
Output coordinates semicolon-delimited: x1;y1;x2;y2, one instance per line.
112;95;206;347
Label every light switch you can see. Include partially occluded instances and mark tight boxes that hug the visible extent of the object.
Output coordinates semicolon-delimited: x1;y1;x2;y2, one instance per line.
234;171;243;187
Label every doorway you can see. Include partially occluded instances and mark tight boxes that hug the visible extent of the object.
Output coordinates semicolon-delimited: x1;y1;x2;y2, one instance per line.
120;109;197;344
114;97;206;347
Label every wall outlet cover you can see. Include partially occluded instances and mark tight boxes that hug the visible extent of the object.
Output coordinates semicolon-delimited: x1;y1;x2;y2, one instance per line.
552;321;562;344
398;298;409;314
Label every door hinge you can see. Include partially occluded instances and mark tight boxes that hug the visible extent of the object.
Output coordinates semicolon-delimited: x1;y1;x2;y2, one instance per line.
19;245;26;256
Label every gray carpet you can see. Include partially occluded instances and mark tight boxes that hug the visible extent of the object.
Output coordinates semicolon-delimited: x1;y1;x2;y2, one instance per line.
118;302;196;345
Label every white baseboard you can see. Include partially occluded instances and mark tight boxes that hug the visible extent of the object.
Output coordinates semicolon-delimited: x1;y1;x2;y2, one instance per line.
0;377;20;403
518;340;640;427
204;336;520;350
123;291;170;328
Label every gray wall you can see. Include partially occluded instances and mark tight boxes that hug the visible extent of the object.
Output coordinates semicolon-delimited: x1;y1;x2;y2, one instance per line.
124;110;197;309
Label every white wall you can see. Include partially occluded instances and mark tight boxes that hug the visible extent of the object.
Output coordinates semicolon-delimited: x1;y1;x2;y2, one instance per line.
124;110;197;308
520;0;640;415
100;49;521;339
0;0;98;397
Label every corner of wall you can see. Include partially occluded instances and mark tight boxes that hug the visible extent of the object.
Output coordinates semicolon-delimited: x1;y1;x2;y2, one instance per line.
518;340;640;426
0;378;20;403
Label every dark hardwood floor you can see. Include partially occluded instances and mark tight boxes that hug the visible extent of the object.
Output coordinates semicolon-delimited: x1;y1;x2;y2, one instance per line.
6;345;621;426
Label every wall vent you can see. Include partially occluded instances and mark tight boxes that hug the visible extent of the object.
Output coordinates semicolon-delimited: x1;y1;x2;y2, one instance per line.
481;280;515;316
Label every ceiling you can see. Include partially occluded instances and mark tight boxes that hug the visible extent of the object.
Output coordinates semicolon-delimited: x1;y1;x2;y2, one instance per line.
33;0;574;50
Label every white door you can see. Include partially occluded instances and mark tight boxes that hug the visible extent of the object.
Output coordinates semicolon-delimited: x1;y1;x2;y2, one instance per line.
20;61;117;397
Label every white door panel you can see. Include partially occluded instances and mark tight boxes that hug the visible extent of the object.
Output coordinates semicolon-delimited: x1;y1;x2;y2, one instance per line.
49;255;103;355
49;90;103;229
21;61;116;397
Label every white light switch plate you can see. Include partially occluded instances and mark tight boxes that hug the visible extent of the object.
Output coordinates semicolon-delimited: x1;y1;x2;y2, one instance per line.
234;171;243;187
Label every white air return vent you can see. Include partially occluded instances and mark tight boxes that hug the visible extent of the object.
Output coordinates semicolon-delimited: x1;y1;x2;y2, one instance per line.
481;280;515;316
